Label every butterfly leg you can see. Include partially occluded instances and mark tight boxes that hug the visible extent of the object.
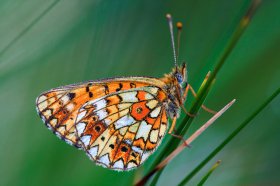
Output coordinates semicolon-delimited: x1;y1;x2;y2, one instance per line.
181;85;196;117
181;105;196;117
168;117;190;147
179;85;196;117
184;83;217;115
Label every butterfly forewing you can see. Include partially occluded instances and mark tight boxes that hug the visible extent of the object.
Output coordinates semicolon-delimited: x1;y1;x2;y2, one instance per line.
36;77;169;170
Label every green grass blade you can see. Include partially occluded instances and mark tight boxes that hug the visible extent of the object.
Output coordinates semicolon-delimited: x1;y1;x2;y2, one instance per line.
149;169;162;186
145;1;261;185
197;160;222;186
147;78;213;186
178;87;280;185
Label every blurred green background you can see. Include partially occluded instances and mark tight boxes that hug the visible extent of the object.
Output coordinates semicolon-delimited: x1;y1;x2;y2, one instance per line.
0;0;279;185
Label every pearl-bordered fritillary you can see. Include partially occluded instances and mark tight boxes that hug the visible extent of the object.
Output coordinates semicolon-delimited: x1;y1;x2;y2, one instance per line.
36;14;201;171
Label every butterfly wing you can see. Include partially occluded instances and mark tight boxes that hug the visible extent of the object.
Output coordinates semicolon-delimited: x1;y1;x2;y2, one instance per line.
36;82;111;147
75;87;169;170
36;77;169;170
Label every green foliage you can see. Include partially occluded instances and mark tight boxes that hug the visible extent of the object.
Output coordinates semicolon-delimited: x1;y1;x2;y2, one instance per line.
178;88;279;185
0;1;279;186
196;160;222;186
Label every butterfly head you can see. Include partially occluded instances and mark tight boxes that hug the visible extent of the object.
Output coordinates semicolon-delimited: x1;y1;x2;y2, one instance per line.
174;62;187;85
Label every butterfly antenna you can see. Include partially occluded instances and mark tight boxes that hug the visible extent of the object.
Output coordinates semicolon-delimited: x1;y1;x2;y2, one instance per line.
176;22;183;64
166;14;177;67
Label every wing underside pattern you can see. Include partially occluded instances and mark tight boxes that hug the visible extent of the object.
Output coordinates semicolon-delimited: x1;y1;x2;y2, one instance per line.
36;79;168;171
76;88;168;170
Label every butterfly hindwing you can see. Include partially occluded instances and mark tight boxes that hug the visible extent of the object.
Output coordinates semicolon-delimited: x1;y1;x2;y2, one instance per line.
75;87;169;170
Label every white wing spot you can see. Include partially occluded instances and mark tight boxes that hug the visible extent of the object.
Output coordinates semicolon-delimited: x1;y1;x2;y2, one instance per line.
150;107;161;118
146;100;158;109
95;99;107;110
132;146;143;154
128;122;139;133
89;146;98;158
135;121;152;141
76;110;86;122
159;123;167;137
38;101;47;111
104;118;112;126
113;159;124;169
124;139;133;146
119;92;138;102
60;95;69;104
127;162;137;170
81;135;91;146
95;109;108;120
66;103;75;111
118;103;132;110
44;109;52;118
145;87;159;95
150;129;159;143
145;93;154;99
76;122;86;136
114;115;136;129
119;127;128;136
37;95;47;103
49;118;58;125
98;154;111;166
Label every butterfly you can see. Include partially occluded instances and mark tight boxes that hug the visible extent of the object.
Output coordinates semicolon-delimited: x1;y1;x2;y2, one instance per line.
36;14;208;171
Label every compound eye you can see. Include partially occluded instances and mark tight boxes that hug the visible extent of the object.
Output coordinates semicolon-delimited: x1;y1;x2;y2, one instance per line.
175;73;183;83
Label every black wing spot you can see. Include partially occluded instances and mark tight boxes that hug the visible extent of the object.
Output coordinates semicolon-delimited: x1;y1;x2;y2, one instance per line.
101;136;105;141
95;125;101;132
89;92;93;98
92;115;98;121
105;98;111;105
105;108;111;115
131;152;137;158
109;144;114;149
67;93;76;100
121;146;128;152
130;159;137;165
116;83;123;92
48;115;55;121
103;84;109;94
86;86;90;92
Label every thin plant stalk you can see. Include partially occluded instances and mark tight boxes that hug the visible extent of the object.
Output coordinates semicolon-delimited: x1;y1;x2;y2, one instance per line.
148;73;214;186
178;88;279;185
135;99;236;186
146;1;261;185
197;160;222;186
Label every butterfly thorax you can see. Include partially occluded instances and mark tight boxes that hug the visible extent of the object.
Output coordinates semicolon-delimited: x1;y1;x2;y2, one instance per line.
160;63;187;118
